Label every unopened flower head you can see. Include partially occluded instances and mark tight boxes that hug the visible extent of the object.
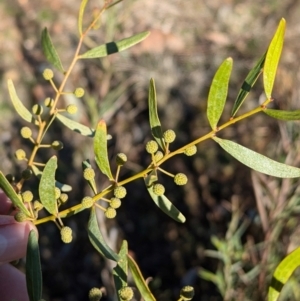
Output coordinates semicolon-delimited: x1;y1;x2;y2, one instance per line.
88;287;102;301
116;153;127;166
146;140;158;154
184;145;197;156
105;207;117;219
74;87;85;98
43;68;54;80
163;129;176;143
174;173;188;186
153;183;165;196
114;186;127;199
60;226;73;243
20;127;32;139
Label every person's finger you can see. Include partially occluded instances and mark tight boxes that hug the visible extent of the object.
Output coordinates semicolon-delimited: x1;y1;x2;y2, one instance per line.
0;263;30;301
0;192;12;215
0;218;37;263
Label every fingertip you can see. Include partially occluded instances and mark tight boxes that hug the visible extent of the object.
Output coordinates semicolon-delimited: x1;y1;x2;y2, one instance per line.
0;220;38;263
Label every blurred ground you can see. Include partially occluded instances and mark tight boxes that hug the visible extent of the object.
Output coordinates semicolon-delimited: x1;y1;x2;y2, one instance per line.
2;0;300;300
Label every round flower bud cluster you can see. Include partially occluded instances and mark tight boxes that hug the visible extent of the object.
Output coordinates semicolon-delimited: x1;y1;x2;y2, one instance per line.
59;193;68;204
14;211;27;222
179;286;195;300
114;186;127;199
119;287;134;301
54;187;61;200
146;140;158;154
88;287;102;301
83;168;95;181
43;68;54;80
22;190;33;203
51;140;64;151
110;197;121;209
74;87;85;98
34;201;43;211
105;207;117;219
116;153;127;166
32;104;43;115
184;145;197;156
81;196;94;209
15;149;26;160
163;129;176;143
153;183;165;196
174;173;188;186
154;151;163;162
60;226;73;243
44;97;54;107
20;127;32;139
21;168;32;180
66;104;78;114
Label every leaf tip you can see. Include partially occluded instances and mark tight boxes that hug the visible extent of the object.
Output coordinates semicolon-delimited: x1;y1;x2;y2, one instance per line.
280;18;286;25
97;119;106;128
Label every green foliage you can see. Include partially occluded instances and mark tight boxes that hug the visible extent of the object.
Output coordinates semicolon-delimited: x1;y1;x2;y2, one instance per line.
113;240;128;301
268;247;300;301
79;31;150;59
88;207;119;261
26;230;42;301
2;3;300;301
7;79;37;125
0;171;31;216
41;27;64;72
148;78;166;151
231;51;266;118
94;120;114;180
264;108;300;120
127;254;156;301
263;18;286;99
145;175;186;223
207;57;232;130
39;156;58;215
213;137;300;178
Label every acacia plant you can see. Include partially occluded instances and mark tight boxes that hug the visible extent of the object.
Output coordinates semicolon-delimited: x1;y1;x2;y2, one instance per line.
1;1;300;300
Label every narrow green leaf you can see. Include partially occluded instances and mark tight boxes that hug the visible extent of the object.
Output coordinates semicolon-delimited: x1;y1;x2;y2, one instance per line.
88;207;119;261
214;137;300;178
127;254;156;301
56;113;112;139
56;113;95;137
113;240;128;301
78;0;89;36
148;78;165;151
26;230;42;301
7;79;37;125
264;109;300;121
199;268;219;285
94;120;114;180
231;52;266;117
268;247;300;301
145;178;186;223
263;18;286;99
41;27;64;72
39;156;57;215
79;31;150;59
31;165;72;192
0;171;30;216
207;57;233;130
